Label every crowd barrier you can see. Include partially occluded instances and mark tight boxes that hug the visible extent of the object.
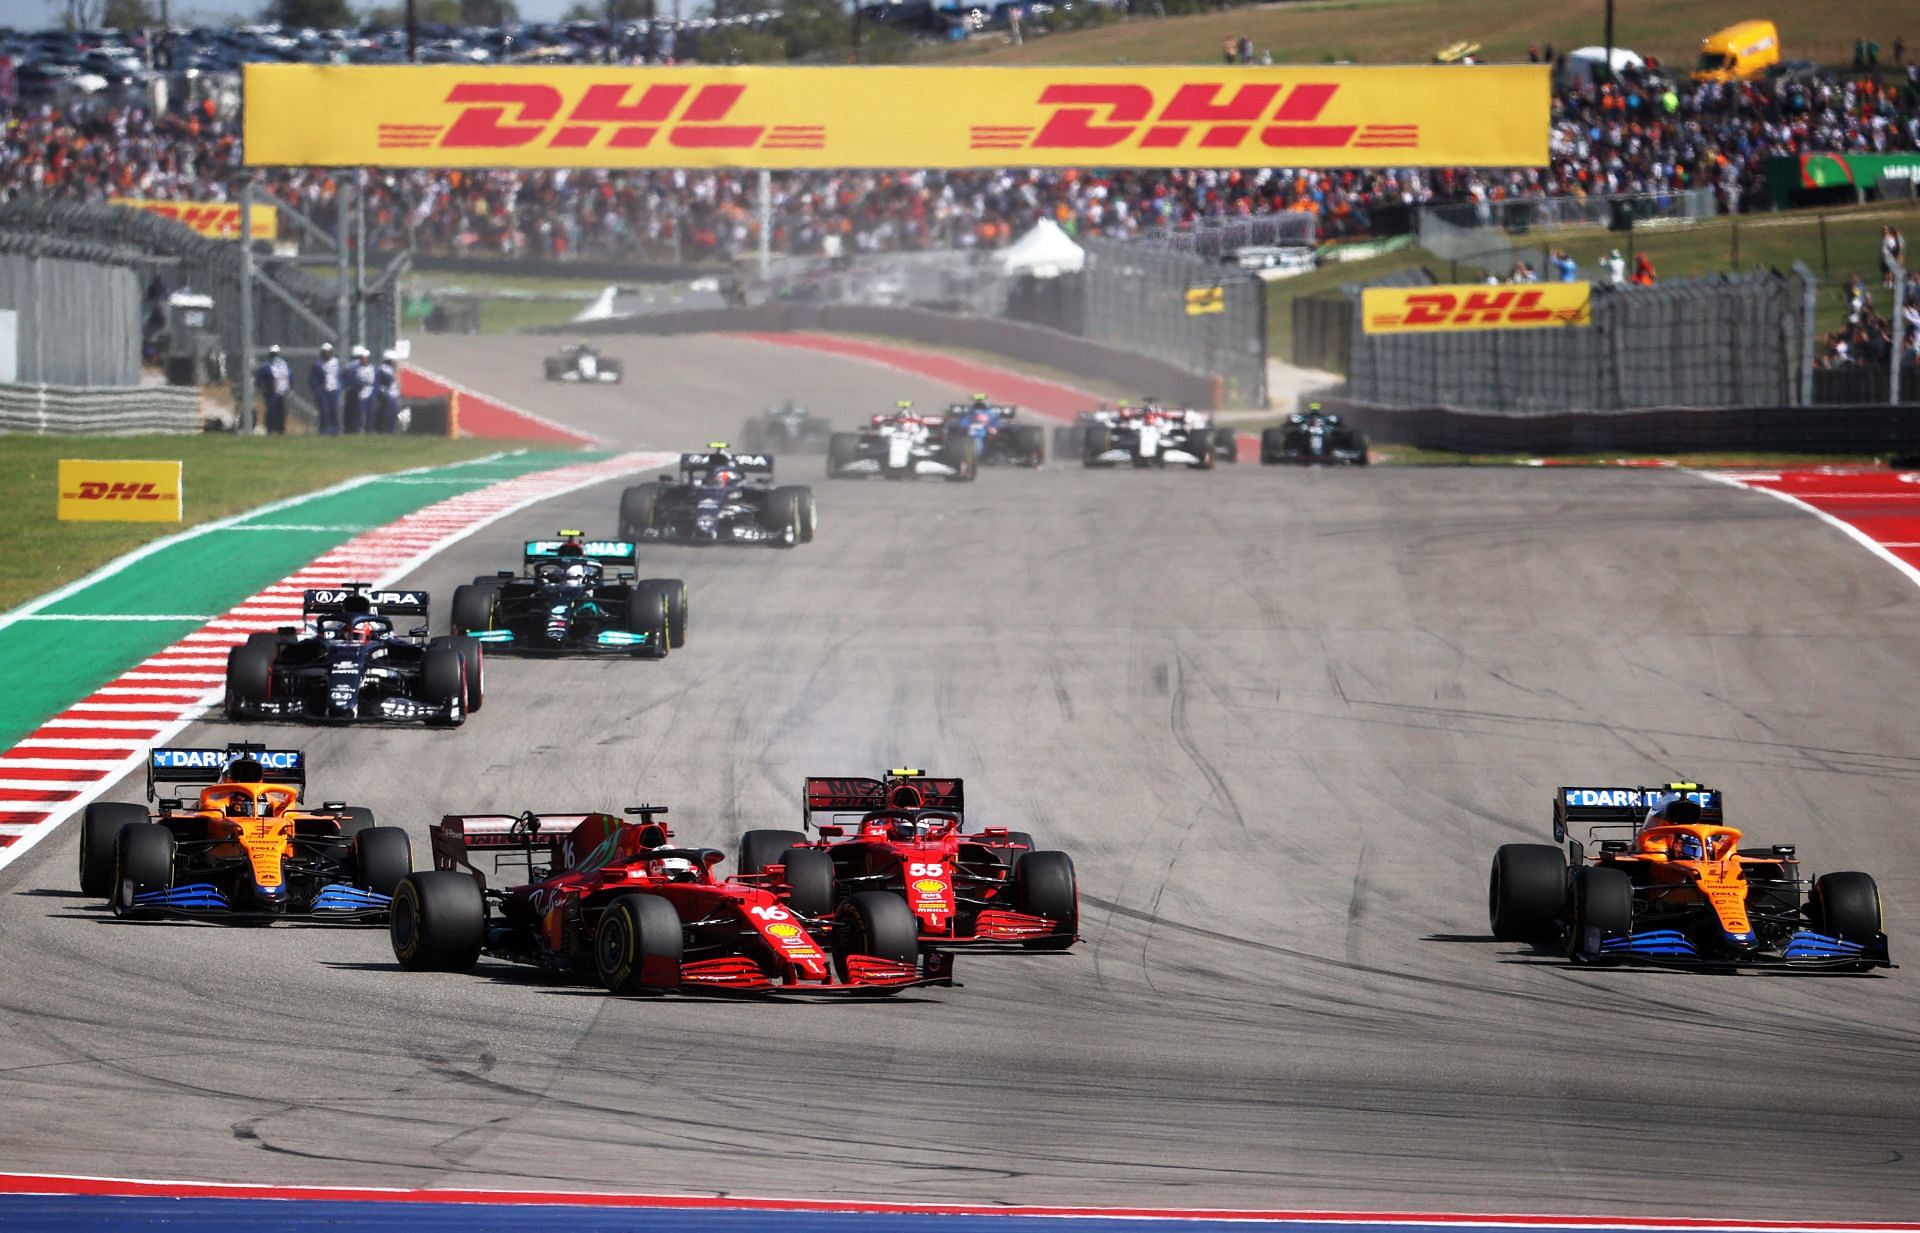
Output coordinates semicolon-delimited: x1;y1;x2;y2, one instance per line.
0;383;203;435
1322;395;1920;455
548;304;1221;408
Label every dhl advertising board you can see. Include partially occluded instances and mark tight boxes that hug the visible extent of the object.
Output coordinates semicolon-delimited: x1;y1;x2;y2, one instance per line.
57;460;183;522
1362;284;1591;334
110;199;279;240
244;64;1547;170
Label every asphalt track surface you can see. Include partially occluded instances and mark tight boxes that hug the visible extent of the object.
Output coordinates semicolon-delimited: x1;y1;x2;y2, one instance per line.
2;332;1918;1221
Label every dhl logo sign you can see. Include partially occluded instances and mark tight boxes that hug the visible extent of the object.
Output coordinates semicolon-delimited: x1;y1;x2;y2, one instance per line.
111;198;279;240
57;460;183;523
1362;283;1592;334
244;65;1547;171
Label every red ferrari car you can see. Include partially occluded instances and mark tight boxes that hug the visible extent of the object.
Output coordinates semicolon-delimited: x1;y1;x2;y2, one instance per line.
736;770;1079;953
389;806;947;996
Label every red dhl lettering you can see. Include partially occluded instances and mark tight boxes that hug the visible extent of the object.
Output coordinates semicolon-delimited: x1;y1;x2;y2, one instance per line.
1378;290;1583;329
399;82;824;152
61;481;170;501
972;82;1410;152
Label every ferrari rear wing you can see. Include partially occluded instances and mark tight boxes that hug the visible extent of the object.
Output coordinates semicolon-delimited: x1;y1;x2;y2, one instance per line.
802;771;964;826
430;807;672;890
147;743;305;801
1553;783;1722;842
303;585;430;620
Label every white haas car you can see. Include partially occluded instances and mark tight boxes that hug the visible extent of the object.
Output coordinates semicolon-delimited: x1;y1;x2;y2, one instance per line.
1082;400;1234;469
543;344;623;385
826;401;978;481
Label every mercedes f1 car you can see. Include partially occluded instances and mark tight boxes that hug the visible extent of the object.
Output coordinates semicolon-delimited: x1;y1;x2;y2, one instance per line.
78;743;411;922
1488;783;1893;971
617;448;816;547
1260;403;1369;465
827;402;978;481
543;343;623;384
224;586;482;727
390;805;948;996
735;769;1079;952
738;402;833;454
1077;401;1235;469
449;534;686;657
944;396;1045;467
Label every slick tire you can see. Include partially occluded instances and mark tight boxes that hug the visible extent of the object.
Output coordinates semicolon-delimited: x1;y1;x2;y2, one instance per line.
430;635;485;713
985;829;1037;874
1488;843;1567;943
628;582;674;658
827;432;861;479
1082;426;1112;468
1015;424;1046;466
334;806;377;842
390;872;484;972
778;847;837;919
1568;866;1635;960
1015;851;1079;950
766;487;808;547
636;578;688;649
1259;426;1288;465
544;359;563;381
113;822;176;915
1213;427;1239;463
738;829;808;876
353;826;414;897
1813;872;1882;943
225;639;275;719
833;891;920;982
80;801;148;898
618;483;663;540
943;432;979;482
785;486;818;543
595;893;683;995
1188;432;1216;471
420;644;466;726
449;583;498;638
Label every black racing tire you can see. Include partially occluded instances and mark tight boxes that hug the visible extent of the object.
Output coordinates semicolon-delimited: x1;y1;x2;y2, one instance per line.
113;822;175;913
1813;872;1883;943
827;432;860;479
1259;426;1289;465
628;582;674;658
390;871;484;972
334;805;377;841
430;635;485;713
544;358;563;381
353;826;413;897
1014;424;1046;466
1568;866;1635;957
1187;430;1216;471
1213;427;1239;463
636;578;688;649
618;482;663;540
420;643;466;714
766;487;809;547
1488;844;1567;942
449;583;498;637
1015;851;1079;950
778;847;837;919
225;639;275;719
80;801;148;897
1082;425;1112;467
833;891;920;982
984;828;1037;873
595;893;683;995
943;432;979;482
790;486;818;543
242;630;283;655
738;828;809;876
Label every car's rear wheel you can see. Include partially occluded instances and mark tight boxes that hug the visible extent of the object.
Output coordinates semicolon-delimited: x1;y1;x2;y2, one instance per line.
449;583;497;637
1813;872;1882;943
827;432;860;479
778;847;837;919
1082;425;1112;467
1187;431;1216;470
1259;426;1288;465
595;893;683;995
944;433;979;482
353;826;413;897
739;829;809;876
225;640;275;719
1015;851;1078;950
390;872;484;972
1488;843;1567;943
1213;427;1239;463
1567;866;1635;960
113;822;175;915
834;891;919;982
983;828;1036;874
1015;425;1046;465
333;806;377;841
618;483;662;540
80;801;148;897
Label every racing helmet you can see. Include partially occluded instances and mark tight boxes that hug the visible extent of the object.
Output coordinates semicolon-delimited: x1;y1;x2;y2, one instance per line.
225;792;255;818
647;855;698;882
704;467;737;489
349;615;385;644
1671;833;1706;861
563;559;598;586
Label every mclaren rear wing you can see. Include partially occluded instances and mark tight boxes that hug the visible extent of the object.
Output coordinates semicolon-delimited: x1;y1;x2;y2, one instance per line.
147;743;305;802
802;771;964;827
1553;783;1723;842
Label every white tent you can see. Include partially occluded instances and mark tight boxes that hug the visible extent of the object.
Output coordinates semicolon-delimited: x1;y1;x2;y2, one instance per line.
999;218;1086;279
1556;46;1646;87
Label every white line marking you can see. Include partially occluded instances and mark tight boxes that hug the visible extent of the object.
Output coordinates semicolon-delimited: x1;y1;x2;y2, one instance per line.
1692;471;1920;592
223;525;371;532
11;614;215;622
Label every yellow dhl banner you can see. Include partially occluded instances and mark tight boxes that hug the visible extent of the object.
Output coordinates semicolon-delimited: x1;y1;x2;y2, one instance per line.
57;459;183;523
243;64;1548;170
111;198;279;240
1184;285;1226;315
1362;283;1592;334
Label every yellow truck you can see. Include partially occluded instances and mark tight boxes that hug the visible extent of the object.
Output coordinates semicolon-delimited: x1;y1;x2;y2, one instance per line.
1692;20;1780;83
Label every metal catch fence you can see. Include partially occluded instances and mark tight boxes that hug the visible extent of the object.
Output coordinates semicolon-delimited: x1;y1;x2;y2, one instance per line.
0;241;145;387
0;383;202;434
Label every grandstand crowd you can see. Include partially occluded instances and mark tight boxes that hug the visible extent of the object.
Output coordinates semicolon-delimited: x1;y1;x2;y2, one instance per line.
3;61;1918;263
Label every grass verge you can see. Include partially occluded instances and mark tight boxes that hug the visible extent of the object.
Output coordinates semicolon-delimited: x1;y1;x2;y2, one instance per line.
2;435;541;613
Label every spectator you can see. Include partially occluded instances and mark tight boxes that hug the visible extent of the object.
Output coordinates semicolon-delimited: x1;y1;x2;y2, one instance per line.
252;343;291;436
309;343;341;437
1882;225;1905;288
1604;248;1627;287
1631;253;1657;286
1552;248;1579;281
374;351;400;434
1845;274;1871;324
345;345;376;435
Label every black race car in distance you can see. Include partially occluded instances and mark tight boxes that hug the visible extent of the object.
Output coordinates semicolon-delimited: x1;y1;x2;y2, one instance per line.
543;344;623;384
224;587;481;727
618;447;816;547
739;402;833;454
1261;403;1369;465
450;534;687;657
